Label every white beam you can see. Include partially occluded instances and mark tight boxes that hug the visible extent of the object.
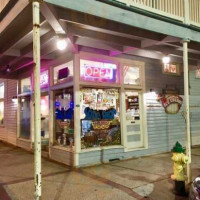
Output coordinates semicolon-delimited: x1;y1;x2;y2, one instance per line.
0;0;29;35
32;1;42;200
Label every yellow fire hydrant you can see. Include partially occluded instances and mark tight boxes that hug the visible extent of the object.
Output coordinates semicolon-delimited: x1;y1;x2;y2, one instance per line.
171;142;188;196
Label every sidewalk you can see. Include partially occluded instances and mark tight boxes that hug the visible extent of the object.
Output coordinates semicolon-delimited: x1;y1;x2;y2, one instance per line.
0;141;199;200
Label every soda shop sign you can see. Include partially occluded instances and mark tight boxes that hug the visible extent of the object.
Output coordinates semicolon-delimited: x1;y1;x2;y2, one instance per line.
158;95;183;114
80;59;117;82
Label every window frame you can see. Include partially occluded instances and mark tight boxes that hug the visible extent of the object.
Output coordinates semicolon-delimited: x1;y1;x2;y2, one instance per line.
0;83;4;127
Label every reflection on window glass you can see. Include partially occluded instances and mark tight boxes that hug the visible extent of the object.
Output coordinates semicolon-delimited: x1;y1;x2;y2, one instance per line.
125;91;140;120
20;97;30;139
21;78;31;93
124;66;140;85
0;102;4;125
80;88;121;149
0;83;4;99
41;95;49;139
54;88;74;147
54;61;73;84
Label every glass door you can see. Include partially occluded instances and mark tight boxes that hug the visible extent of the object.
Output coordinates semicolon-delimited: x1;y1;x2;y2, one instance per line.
125;90;144;149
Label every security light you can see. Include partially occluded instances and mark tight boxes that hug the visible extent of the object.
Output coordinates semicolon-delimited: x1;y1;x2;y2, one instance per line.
56;37;67;51
162;56;170;64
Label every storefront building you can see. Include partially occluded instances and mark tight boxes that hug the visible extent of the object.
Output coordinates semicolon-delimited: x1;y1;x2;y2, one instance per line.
0;50;200;167
1;0;200;168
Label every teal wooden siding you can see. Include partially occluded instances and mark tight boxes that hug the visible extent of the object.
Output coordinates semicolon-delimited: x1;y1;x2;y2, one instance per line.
79;95;200;167
189;70;200;96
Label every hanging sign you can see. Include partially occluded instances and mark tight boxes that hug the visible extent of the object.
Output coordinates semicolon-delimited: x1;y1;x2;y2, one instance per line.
80;59;117;82
159;95;183;114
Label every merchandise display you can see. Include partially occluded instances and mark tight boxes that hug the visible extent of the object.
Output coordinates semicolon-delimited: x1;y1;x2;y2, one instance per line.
54;88;74;147
80;88;121;149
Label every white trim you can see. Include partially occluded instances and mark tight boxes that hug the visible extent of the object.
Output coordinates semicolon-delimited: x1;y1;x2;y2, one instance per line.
80;145;124;153
124;146;148;152
51;145;74;152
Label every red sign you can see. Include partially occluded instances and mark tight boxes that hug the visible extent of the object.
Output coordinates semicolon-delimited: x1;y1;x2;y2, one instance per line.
160;95;183;114
80;60;117;82
84;66;113;79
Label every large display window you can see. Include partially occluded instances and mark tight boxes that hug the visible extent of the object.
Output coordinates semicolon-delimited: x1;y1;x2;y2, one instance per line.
20;96;31;139
80;88;121;149
54;88;74;148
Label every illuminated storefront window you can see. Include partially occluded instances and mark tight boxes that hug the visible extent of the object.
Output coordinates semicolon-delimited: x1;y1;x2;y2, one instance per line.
54;61;73;84
54;88;74;147
124;66;140;85
0;83;4;126
21;77;31;93
40;70;49;88
80;88;121;149
20;96;31;139
41;95;49;139
80;60;118;83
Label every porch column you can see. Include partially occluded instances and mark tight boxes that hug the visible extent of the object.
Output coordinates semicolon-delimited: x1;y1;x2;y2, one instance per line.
183;39;192;184
32;1;42;199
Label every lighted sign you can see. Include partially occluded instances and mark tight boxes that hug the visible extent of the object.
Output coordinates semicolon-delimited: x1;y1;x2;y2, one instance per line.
158;95;183;114
40;71;49;87
163;63;180;75
80;60;117;83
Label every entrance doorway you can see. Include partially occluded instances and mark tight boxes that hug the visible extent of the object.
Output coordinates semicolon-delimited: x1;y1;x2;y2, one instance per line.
125;90;144;149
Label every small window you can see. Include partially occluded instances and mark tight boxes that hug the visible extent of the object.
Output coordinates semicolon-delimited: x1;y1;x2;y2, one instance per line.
163;63;180;75
54;61;73;84
124;66;140;85
21;77;31;93
0;83;4;126
40;70;49;88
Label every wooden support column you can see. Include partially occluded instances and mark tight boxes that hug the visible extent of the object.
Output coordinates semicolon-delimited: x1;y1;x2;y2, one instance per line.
73;53;81;166
32;1;42;199
183;39;192;184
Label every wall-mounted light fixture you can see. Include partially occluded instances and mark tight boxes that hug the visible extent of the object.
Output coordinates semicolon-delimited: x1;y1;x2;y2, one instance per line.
6;65;11;73
56;35;67;51
12;96;18;103
162;56;170;64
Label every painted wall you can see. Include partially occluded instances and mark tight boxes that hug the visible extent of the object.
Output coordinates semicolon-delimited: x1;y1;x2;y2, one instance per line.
189;70;200;96
0;79;18;145
145;61;184;94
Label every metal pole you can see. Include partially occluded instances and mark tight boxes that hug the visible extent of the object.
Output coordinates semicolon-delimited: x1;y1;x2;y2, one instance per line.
32;1;42;199
183;39;192;184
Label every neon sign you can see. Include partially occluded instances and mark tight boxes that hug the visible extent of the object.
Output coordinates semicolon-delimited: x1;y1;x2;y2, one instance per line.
80;60;117;83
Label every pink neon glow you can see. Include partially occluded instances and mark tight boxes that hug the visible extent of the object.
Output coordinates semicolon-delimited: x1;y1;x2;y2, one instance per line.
80;59;117;82
40;71;49;87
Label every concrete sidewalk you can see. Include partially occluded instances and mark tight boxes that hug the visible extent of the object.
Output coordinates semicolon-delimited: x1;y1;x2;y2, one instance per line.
0;142;199;200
